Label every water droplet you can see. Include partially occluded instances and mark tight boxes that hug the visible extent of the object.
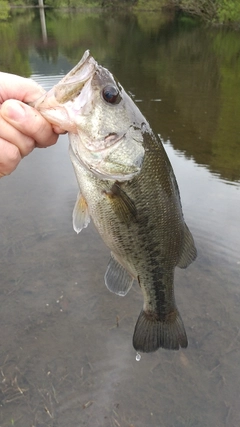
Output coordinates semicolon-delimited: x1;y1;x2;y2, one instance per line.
136;352;141;362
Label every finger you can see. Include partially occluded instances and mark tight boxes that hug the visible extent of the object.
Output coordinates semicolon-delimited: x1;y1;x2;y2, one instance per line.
0;138;21;177
0;114;35;157
0;72;45;104
1;100;59;148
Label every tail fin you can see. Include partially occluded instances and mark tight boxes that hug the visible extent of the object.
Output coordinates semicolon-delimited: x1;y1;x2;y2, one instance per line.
133;309;188;353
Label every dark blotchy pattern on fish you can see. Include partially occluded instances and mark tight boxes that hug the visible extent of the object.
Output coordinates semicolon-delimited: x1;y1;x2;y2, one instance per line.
80;130;196;353
33;50;197;353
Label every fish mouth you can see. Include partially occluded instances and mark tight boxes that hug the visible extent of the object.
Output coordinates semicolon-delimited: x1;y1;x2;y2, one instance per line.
53;50;97;104
31;50;98;131
81;131;126;153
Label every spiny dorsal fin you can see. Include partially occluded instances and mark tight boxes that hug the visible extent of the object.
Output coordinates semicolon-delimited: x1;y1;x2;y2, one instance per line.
72;191;90;234
104;253;134;297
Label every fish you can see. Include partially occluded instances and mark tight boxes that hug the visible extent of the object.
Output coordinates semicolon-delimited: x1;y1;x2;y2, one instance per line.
33;50;197;353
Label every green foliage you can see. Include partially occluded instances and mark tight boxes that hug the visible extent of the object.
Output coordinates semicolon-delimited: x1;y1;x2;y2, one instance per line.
43;0;102;7
0;20;32;74
216;0;240;23
210;29;240;179
5;0;240;24
170;0;240;24
134;10;166;33
171;0;217;21
0;0;10;21
134;0;165;10
10;0;30;5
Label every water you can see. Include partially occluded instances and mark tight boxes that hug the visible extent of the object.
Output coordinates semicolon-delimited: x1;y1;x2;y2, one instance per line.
136;353;141;362
0;7;240;427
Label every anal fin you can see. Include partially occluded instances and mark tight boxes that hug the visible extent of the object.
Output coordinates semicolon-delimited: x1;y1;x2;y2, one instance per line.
104;253;134;297
177;223;197;269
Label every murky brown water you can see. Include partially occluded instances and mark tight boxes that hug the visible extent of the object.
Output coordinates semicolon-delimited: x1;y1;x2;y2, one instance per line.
0;8;240;427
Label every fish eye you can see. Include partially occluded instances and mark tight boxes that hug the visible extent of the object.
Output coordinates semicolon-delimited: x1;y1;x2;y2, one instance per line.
102;85;120;104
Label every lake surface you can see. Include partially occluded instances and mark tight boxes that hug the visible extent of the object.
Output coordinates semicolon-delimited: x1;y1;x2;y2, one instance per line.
0;7;240;427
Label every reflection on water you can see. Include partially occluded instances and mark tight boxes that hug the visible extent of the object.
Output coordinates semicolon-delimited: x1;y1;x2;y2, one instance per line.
0;8;240;427
39;4;47;45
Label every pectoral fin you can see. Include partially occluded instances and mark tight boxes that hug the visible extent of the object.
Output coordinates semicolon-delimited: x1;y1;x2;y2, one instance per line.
104;253;134;296
72;191;90;234
103;182;137;224
177;223;197;268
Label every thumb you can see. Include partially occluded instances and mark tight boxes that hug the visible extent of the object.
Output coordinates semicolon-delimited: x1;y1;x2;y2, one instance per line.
1;100;37;128
1;99;58;148
1;99;26;120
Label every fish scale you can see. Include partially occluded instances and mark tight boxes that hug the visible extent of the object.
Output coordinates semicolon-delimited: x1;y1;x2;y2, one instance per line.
33;50;197;353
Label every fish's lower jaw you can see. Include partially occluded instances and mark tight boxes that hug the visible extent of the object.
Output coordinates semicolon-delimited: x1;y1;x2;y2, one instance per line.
132;309;188;353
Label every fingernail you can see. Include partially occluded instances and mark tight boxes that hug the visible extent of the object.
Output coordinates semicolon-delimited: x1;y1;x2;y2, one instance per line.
2;100;26;121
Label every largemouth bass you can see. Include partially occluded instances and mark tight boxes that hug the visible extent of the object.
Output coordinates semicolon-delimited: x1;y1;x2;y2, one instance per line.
33;50;197;353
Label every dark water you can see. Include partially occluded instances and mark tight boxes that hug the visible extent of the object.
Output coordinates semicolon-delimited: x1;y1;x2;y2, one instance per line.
1;8;240;427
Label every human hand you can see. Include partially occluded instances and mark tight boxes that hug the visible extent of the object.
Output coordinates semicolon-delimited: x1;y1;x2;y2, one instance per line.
0;72;65;178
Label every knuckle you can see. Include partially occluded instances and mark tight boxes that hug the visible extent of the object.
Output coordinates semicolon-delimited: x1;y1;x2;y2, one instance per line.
0;143;21;176
8;143;21;164
21;136;35;156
